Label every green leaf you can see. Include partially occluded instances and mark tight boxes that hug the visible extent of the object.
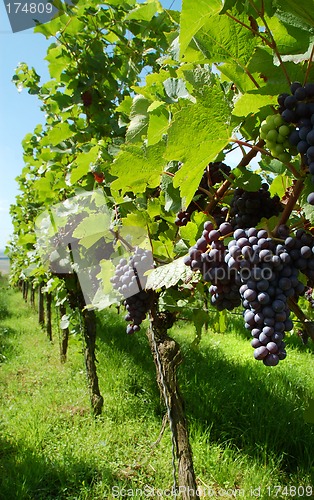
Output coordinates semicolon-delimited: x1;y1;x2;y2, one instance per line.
163;78;194;102
70;145;100;184
145;256;194;290
126;95;150;143
73;213;111;249
233;91;278;118
180;8;258;78
179;221;199;247
125;1;161;21
166;81;231;206
233;168;262;191
45;43;68;80
274;0;314;28
147;108;169;146
18;233;36;246
259;158;286;175
110;142;166;195
121;211;148;227
192;309;209;336
42;122;74;147
269;174;292;199
160;173;181;212
265;14;311;56
179;0;222;56
147;198;161;218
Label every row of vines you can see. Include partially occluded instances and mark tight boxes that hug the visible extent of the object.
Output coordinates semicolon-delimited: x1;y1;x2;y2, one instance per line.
7;0;314;497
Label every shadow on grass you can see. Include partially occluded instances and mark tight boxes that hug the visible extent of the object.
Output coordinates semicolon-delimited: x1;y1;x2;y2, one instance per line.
96;309;314;476
0;436;113;500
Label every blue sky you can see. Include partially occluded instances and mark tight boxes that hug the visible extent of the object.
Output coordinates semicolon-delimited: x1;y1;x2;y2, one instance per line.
0;1;51;249
0;0;182;250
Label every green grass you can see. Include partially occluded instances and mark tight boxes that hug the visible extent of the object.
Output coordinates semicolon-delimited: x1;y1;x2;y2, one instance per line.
0;275;313;499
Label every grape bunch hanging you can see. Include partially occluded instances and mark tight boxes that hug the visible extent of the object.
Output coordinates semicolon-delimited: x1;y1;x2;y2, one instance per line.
229;184;283;230
262;81;314;205
110;247;153;334
184;222;314;366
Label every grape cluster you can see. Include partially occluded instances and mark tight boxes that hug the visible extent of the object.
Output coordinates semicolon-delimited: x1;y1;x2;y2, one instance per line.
229;228;306;366
175;207;194;227
183;221;241;311
260;114;295;163
110;247;153;334
175;162;231;226
229;184;283;230
277;81;314;205
184;221;314;365
202;162;231;187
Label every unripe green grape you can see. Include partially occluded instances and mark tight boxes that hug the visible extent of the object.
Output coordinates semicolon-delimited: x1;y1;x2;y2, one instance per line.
266;129;278;142
266;140;276;151
279;124;290;137
261;122;272;134
275;144;285;155
276;133;286;144
273;115;284;127
265;114;275;125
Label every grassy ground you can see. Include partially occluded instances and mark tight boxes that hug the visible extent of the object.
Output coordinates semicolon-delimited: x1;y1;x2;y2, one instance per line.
0;276;313;499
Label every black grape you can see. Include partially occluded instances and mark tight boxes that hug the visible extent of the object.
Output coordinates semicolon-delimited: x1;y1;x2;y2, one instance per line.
307;192;314;205
229;184;283;230
185;223;314;366
111;247;153;334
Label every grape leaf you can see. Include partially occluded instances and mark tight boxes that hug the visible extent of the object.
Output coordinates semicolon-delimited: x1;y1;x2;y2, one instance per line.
41;122;74;147
274;0;314;29
125;1;161;21
232;168;262;191
269;174;293;199
179;0;222;56
145;256;194;290
180;8;258;72
147;108;169;146
259;158;287;175
233;91;278;118
265;14;311;56
110;142;167;195
163;78;194;102
166;81;231;206
160;174;182;212
71;145;100;184
126;95;150;143
72;213;111;249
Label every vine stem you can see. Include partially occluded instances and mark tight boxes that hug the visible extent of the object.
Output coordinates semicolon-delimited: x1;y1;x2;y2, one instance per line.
206;139;265;213
231;138;269;156
273;178;304;235
246;0;291;86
